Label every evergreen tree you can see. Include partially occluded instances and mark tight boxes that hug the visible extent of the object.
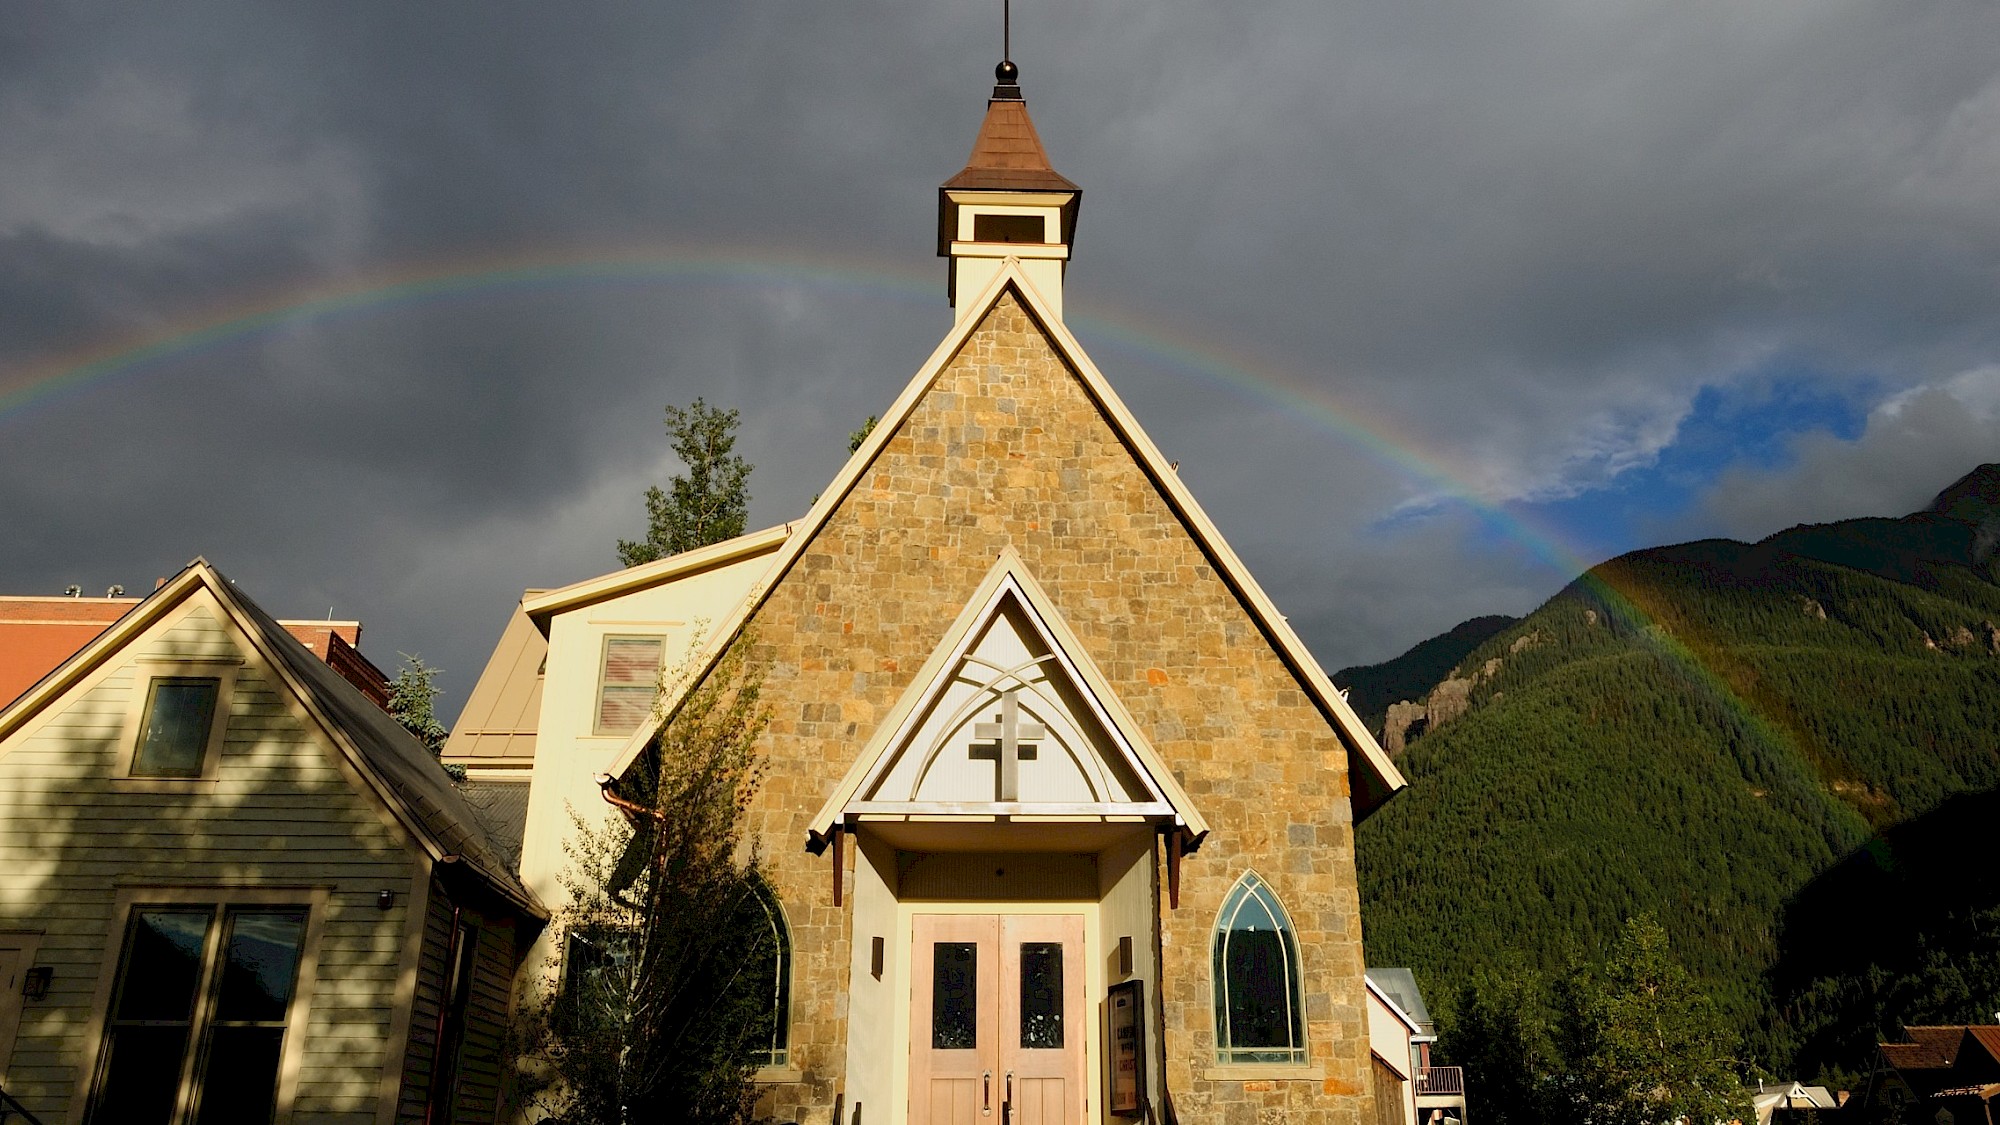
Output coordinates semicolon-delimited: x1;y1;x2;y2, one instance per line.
516;637;776;1125
847;415;877;453
618;399;753;566
387;654;447;757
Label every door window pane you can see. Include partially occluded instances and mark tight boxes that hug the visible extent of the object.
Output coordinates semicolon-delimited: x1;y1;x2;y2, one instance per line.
932;942;978;1050
133;678;220;777
1019;942;1064;1049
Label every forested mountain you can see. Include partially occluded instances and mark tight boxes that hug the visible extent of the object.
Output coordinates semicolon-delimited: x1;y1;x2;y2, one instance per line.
1349;464;2000;1081
1334;614;1516;730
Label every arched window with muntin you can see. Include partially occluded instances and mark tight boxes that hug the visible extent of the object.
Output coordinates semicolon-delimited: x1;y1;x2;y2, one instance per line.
746;879;793;1068
1211;872;1307;1064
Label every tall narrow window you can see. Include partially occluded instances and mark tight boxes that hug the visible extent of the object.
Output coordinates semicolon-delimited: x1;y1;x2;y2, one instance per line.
90;904;309;1125
1212;873;1307;1064
595;636;664;736
746;881;792;1067
132;677;221;777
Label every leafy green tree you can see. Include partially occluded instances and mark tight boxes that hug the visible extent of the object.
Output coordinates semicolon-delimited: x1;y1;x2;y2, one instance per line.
516;637;776;1125
1553;916;1750;1125
618;399;753;566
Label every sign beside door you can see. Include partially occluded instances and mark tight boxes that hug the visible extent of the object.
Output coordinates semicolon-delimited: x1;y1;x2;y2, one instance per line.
1105;979;1144;1117
910;914;1087;1125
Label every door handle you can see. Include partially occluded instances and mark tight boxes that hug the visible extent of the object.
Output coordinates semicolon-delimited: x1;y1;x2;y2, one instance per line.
1005;1071;1015;1121
982;1070;992;1116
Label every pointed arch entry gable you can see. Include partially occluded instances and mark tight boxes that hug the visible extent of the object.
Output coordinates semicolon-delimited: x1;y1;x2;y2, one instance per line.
806;548;1209;848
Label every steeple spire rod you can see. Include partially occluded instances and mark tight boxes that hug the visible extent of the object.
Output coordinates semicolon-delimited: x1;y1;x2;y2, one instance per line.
1003;0;1011;65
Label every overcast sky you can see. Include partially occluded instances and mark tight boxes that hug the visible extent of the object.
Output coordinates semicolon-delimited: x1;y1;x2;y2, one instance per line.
4;1;1999;712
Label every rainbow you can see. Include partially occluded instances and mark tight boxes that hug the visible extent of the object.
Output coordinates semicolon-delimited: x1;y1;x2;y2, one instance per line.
0;245;1798;760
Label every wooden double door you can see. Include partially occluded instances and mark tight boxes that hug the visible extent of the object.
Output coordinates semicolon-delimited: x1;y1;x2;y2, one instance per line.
911;914;1087;1125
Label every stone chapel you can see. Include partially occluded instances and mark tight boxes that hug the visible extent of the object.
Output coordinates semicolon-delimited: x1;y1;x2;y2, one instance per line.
466;55;1409;1125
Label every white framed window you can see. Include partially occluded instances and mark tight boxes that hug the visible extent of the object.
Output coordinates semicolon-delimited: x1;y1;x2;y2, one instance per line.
594;636;664;736
1211;871;1308;1065
114;660;239;785
80;888;324;1125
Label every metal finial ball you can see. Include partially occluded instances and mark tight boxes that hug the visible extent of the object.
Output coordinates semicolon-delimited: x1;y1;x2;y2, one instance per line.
995;59;1019;83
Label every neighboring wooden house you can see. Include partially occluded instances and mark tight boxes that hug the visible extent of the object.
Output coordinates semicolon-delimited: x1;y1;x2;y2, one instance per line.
1365;975;1424;1125
1368;964;1464;1120
1853;1026;2000;1124
488;60;1408;1125
0;560;544;1124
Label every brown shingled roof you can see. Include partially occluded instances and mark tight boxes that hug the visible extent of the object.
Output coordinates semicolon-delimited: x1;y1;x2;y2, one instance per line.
943;98;1078;193
1884;1026;1969;1070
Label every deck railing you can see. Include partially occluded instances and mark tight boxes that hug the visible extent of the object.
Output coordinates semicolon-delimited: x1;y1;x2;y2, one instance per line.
1416;1066;1465;1097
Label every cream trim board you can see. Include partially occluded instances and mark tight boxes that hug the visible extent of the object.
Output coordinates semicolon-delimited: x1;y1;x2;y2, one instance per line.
72;885;332;1125
806;549;1208;842
522;523;792;629
889;901;1103;1125
602;262;1403;808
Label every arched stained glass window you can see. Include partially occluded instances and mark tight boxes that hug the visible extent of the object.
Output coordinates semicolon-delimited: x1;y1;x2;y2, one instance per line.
1212;872;1307;1064
746;880;793;1068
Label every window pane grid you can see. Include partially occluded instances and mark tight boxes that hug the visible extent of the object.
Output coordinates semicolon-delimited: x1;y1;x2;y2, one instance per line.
90;904;308;1125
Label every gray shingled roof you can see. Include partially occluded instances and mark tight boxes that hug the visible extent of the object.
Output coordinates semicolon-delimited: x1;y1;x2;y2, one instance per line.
1367;967;1435;1035
214;566;545;917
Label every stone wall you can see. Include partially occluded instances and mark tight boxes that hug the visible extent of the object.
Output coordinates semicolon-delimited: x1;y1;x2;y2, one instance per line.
734;290;1376;1125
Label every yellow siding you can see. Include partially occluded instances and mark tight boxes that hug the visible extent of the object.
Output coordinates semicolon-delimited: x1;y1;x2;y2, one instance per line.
0;600;424;1122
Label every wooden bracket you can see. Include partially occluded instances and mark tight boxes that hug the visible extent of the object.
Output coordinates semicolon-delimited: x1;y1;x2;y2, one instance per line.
830;825;845;908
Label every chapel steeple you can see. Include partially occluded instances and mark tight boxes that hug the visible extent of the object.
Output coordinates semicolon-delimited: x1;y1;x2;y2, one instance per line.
939;55;1080;324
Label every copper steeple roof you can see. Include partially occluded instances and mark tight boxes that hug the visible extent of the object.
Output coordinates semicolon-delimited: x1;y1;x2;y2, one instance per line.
942;64;1079;193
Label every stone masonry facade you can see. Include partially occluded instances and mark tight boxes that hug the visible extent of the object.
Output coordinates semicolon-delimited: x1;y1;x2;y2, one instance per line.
730;290;1376;1125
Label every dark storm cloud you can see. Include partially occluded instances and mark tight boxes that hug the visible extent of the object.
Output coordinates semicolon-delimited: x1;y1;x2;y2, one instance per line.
3;0;1999;697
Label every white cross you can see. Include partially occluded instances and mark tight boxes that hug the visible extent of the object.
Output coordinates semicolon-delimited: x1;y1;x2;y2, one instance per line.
970;690;1045;801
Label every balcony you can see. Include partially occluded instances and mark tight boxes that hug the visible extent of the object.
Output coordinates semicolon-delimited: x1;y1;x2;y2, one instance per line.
1415;1066;1465;1098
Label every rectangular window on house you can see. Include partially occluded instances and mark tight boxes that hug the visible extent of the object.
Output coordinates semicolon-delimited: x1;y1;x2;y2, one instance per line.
88;904;309;1125
132;677;222;778
595;636;664;736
